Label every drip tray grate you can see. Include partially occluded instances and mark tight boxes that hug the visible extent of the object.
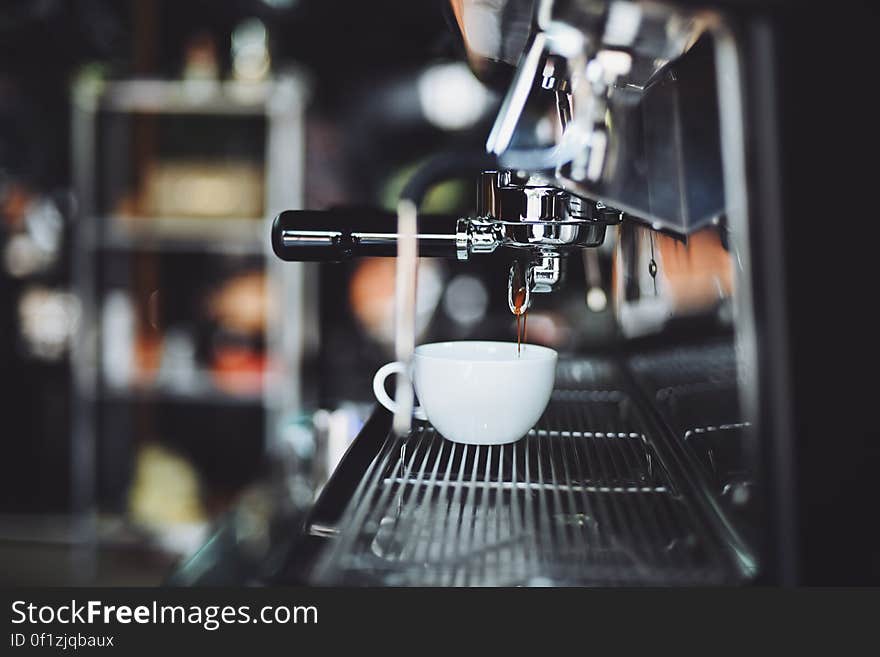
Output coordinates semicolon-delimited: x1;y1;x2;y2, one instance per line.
312;382;736;586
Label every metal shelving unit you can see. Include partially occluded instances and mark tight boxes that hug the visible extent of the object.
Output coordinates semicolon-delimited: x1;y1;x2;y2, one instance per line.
69;75;315;571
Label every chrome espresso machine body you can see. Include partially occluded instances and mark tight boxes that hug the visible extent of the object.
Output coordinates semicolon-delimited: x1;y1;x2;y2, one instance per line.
236;0;875;586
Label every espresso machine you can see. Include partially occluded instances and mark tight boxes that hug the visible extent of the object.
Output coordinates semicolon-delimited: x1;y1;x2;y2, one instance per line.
177;0;878;586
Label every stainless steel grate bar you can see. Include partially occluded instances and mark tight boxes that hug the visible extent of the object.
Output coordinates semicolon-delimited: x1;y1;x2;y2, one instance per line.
379;477;666;494
402;432;447;566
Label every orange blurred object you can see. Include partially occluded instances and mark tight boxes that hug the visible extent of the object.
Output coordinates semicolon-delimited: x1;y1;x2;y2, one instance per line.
349;258;396;343
657;229;733;312
210;346;266;395
207;270;268;335
133;335;163;386
1;184;33;229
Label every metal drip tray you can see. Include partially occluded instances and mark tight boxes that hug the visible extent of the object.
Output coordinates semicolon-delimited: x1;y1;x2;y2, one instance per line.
311;367;740;586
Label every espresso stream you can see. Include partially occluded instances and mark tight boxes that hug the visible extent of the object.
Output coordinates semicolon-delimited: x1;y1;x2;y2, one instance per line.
513;286;528;356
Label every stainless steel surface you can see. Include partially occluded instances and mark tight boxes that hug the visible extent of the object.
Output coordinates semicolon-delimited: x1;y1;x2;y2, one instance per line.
498;220;606;249
485;30;550;158
506;253;561;311
465;170;620;296
279;230;457;250
629;342;757;571
528;252;562;292
461;218;500;255
392;199;418;437
477;170;622;226
507;260;532;314
486;0;726;233
70;80;100;582
264;74;315;444
280;230;342;247
312;358;741;586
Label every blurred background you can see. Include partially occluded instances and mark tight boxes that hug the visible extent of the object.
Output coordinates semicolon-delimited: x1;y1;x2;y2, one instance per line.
0;0;623;585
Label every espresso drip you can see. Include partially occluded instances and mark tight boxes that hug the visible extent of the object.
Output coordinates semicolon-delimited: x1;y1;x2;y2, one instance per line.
518;309;528;354
511;273;528;356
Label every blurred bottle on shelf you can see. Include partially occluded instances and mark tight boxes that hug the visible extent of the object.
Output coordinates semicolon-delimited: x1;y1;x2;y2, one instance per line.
183;30;219;82
231;18;270;83
206;269;268;396
101;289;135;389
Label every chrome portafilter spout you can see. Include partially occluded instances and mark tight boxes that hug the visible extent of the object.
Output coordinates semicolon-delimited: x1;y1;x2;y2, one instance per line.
508;254;566;312
506;253;563;355
508;258;532;315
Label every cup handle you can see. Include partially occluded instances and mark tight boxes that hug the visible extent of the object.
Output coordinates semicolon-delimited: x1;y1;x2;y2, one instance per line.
373;361;427;421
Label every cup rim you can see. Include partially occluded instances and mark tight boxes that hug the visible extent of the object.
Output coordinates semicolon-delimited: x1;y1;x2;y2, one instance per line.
413;340;557;363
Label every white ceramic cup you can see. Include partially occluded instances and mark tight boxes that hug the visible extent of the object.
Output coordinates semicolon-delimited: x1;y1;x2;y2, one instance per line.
372;340;558;445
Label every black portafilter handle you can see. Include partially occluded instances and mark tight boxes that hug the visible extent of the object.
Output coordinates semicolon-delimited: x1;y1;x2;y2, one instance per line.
271;206;461;262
